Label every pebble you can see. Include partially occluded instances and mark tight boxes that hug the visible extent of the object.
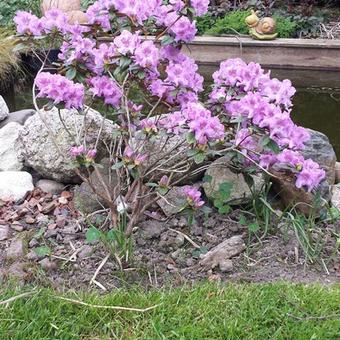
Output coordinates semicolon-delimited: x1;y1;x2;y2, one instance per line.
36;179;64;195
45;229;58;238
7;262;27;282
174;234;185;247
219;259;233;273
78;245;93;259
39;258;57;271
6;238;25;260
26;250;39;261
29;238;39;248
0;225;10;241
10;223;24;232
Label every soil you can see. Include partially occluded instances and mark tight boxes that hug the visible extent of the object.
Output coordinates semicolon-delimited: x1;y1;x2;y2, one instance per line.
0;188;339;291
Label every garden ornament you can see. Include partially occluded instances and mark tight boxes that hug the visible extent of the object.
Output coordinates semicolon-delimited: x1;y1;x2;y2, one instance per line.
245;10;278;40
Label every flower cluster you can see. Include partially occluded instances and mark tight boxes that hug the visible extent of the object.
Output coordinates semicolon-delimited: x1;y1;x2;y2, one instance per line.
161;103;225;146
70;146;97;161
35;73;84;109
210;58;325;191
123;146;148;167
14;9;68;36
89;76;122;107
183;186;205;209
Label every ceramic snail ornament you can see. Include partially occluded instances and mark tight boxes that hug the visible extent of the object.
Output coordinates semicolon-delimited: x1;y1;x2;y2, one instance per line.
245;10;278;40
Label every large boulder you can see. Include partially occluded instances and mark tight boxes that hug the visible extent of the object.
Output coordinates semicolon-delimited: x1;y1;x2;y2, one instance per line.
203;156;264;205
0;171;34;201
74;158;118;214
0;109;35;129
302;129;336;185
0;95;9;121
0;122;23;171
335;162;340;184
16;108;116;183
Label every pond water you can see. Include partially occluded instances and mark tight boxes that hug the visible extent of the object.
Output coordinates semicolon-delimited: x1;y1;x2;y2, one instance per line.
2;84;340;158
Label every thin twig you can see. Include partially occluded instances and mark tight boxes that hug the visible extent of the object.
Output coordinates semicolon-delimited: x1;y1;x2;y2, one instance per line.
90;254;110;287
168;228;201;249
52;296;160;312
0;291;36;306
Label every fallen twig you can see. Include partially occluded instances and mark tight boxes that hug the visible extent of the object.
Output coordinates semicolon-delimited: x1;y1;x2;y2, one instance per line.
0;291;36;306
168;228;200;249
287;313;340;321
90;254;110;289
52;296;160;312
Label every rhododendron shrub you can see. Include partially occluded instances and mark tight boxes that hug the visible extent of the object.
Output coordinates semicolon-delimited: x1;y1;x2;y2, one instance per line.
14;0;325;243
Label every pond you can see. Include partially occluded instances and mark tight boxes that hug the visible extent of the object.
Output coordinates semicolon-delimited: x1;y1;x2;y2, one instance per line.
2;83;340;158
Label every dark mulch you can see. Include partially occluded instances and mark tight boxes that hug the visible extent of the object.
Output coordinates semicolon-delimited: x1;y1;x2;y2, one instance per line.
0;188;339;291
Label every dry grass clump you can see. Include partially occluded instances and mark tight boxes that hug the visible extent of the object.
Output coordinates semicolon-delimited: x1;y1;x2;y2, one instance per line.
0;28;21;86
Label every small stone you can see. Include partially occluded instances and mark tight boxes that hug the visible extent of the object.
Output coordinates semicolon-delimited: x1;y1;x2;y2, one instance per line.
331;184;340;210
78;245;93;259
219;259;233;272
7;262;27;281
58;196;68;205
0;225;10;240
45;229;58;238
26;250;39;261
174;234;185;247
36;179;64;195
186;258;194;267
140;220;164;240
6;238;26;260
171;249;182;260
29;238;39;248
25;216;36;224
10;222;24;232
39;258;57;271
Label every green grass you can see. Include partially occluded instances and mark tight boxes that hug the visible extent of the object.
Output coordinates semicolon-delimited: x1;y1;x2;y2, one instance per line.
0;283;339;339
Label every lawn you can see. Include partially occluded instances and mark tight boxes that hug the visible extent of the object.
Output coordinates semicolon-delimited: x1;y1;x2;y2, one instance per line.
0;283;339;339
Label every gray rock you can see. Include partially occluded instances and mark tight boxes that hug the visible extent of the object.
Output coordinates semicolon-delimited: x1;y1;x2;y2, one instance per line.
199;235;245;270
139;220;164;240
0;109;35;128
26;250;39;261
331;184;340;210
0;225;10;241
0;122;23;171
16;107;117;183
0;95;9;121
203;156;264;205
157;186;190;217
6;238;26;260
36;179;64;195
132;130;200;183
0;171;34;201
302;129;337;185
74;158;118;214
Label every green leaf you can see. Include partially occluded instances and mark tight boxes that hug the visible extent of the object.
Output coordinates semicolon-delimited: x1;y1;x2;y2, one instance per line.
34;227;46;240
161;35;174;46
266;139;281;154
157;187;169;196
239;215;247;225
66;67;77;80
218;205;231;214
119;56;132;69
214;199;224;208
186;132;196;145
248;222;260;233
86;227;101;243
34;246;51;257
107;229;117;242
112;161;124;170
192;246;208;259
219;182;233;200
194;152;206;164
146;182;158;187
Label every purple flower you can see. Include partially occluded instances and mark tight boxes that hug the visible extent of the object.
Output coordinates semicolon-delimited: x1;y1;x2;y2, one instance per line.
159;175;169;187
295;159;326;192
86;149;97;160
14;11;43;36
70;145;85;157
35;73;84;109
183;186;204;209
114;30;140;55
89;76;122;107
134;41;159;72
41;9;68;34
